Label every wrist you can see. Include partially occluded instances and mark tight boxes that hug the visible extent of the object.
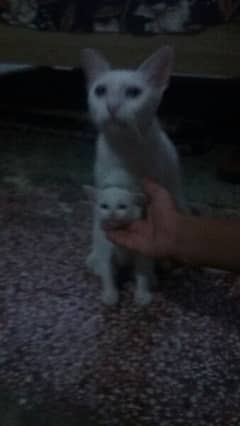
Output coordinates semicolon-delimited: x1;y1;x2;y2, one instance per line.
154;210;188;262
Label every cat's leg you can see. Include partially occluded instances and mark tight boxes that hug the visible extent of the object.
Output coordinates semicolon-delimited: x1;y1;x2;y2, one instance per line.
97;238;119;305
86;213;100;275
86;250;99;274
99;258;119;306
134;256;155;306
91;224;119;305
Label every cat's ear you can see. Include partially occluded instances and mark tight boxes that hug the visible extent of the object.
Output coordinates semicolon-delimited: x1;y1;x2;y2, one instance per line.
82;185;97;202
80;49;111;86
138;46;174;91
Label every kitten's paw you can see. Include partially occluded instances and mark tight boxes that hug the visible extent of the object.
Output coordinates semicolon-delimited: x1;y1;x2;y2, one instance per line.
134;289;152;306
102;288;119;306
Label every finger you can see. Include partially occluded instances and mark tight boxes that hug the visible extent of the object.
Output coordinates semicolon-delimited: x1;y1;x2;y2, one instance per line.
125;219;145;233
143;178;161;199
106;229;142;251
103;219;144;233
143;178;176;211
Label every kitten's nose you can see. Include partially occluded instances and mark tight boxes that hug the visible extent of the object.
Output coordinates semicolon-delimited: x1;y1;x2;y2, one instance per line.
107;103;119;117
109;212;116;221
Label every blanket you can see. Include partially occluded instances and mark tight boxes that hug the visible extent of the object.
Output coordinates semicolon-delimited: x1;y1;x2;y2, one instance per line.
0;0;239;33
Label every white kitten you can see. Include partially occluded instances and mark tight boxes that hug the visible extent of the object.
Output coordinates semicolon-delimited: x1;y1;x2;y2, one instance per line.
84;185;155;306
80;47;185;303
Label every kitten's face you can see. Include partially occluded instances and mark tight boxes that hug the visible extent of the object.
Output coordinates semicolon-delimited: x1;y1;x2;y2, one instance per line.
81;47;173;130
88;70;160;129
96;188;144;228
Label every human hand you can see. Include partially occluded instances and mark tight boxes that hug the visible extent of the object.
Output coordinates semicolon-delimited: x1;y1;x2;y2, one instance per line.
104;179;181;259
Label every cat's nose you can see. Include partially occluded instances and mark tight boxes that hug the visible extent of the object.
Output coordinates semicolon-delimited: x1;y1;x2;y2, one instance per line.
107;103;119;117
109;212;116;221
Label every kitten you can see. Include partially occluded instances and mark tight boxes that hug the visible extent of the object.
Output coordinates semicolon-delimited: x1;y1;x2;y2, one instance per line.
84;185;155;306
80;47;185;302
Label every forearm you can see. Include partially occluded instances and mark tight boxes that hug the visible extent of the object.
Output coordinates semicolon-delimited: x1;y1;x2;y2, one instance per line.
173;214;240;272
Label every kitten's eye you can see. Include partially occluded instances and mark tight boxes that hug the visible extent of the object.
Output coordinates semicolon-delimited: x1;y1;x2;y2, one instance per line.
125;86;142;98
95;85;107;97
118;204;127;210
100;203;108;209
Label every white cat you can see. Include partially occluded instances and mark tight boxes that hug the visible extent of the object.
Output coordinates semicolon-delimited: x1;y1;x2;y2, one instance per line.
80;46;183;202
84;184;155;306
80;47;185;303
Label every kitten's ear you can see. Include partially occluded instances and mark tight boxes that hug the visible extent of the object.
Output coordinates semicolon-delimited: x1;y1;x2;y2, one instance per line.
138;46;174;90
80;48;111;86
82;185;97;202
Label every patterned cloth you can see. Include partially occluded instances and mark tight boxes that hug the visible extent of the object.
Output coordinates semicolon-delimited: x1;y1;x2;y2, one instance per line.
0;0;240;33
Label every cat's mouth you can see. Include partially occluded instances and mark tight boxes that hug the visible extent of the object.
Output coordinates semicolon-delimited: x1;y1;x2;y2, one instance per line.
105;114;126;125
105;118;121;127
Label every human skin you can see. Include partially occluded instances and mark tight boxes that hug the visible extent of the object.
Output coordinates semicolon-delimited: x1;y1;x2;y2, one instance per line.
105;179;240;272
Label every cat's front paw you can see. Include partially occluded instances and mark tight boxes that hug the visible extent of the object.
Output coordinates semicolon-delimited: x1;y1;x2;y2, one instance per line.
134;289;153;306
102;288;119;306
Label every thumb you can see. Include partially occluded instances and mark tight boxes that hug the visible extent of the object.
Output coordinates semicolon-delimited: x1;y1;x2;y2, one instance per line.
106;229;138;251
143;178;177;218
143;178;162;201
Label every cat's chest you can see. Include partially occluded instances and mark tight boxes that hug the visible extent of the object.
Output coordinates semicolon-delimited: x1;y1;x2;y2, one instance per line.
96;134;125;168
95;132;156;179
94;126;176;187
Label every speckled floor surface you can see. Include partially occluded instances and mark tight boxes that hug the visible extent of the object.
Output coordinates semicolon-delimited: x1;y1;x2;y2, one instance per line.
1;124;240;425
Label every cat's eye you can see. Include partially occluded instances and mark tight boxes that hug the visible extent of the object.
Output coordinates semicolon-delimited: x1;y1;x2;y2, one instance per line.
125;86;142;98
95;85;107;97
118;204;127;210
100;203;108;209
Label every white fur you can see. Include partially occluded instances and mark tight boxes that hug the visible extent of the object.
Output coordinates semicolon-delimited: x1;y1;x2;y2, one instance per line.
84;186;155;305
81;47;185;305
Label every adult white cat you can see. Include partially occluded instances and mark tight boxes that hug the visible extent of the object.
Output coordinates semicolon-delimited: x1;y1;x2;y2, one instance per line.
81;47;184;304
81;46;183;204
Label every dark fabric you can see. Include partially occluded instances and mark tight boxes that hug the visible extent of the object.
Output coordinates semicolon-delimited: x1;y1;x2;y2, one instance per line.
0;0;240;34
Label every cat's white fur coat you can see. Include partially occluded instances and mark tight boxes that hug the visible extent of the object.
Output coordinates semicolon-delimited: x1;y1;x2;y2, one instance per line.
81;46;184;305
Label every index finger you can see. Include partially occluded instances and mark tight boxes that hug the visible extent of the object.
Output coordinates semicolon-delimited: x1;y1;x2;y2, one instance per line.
105;227;141;250
143;178;161;198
